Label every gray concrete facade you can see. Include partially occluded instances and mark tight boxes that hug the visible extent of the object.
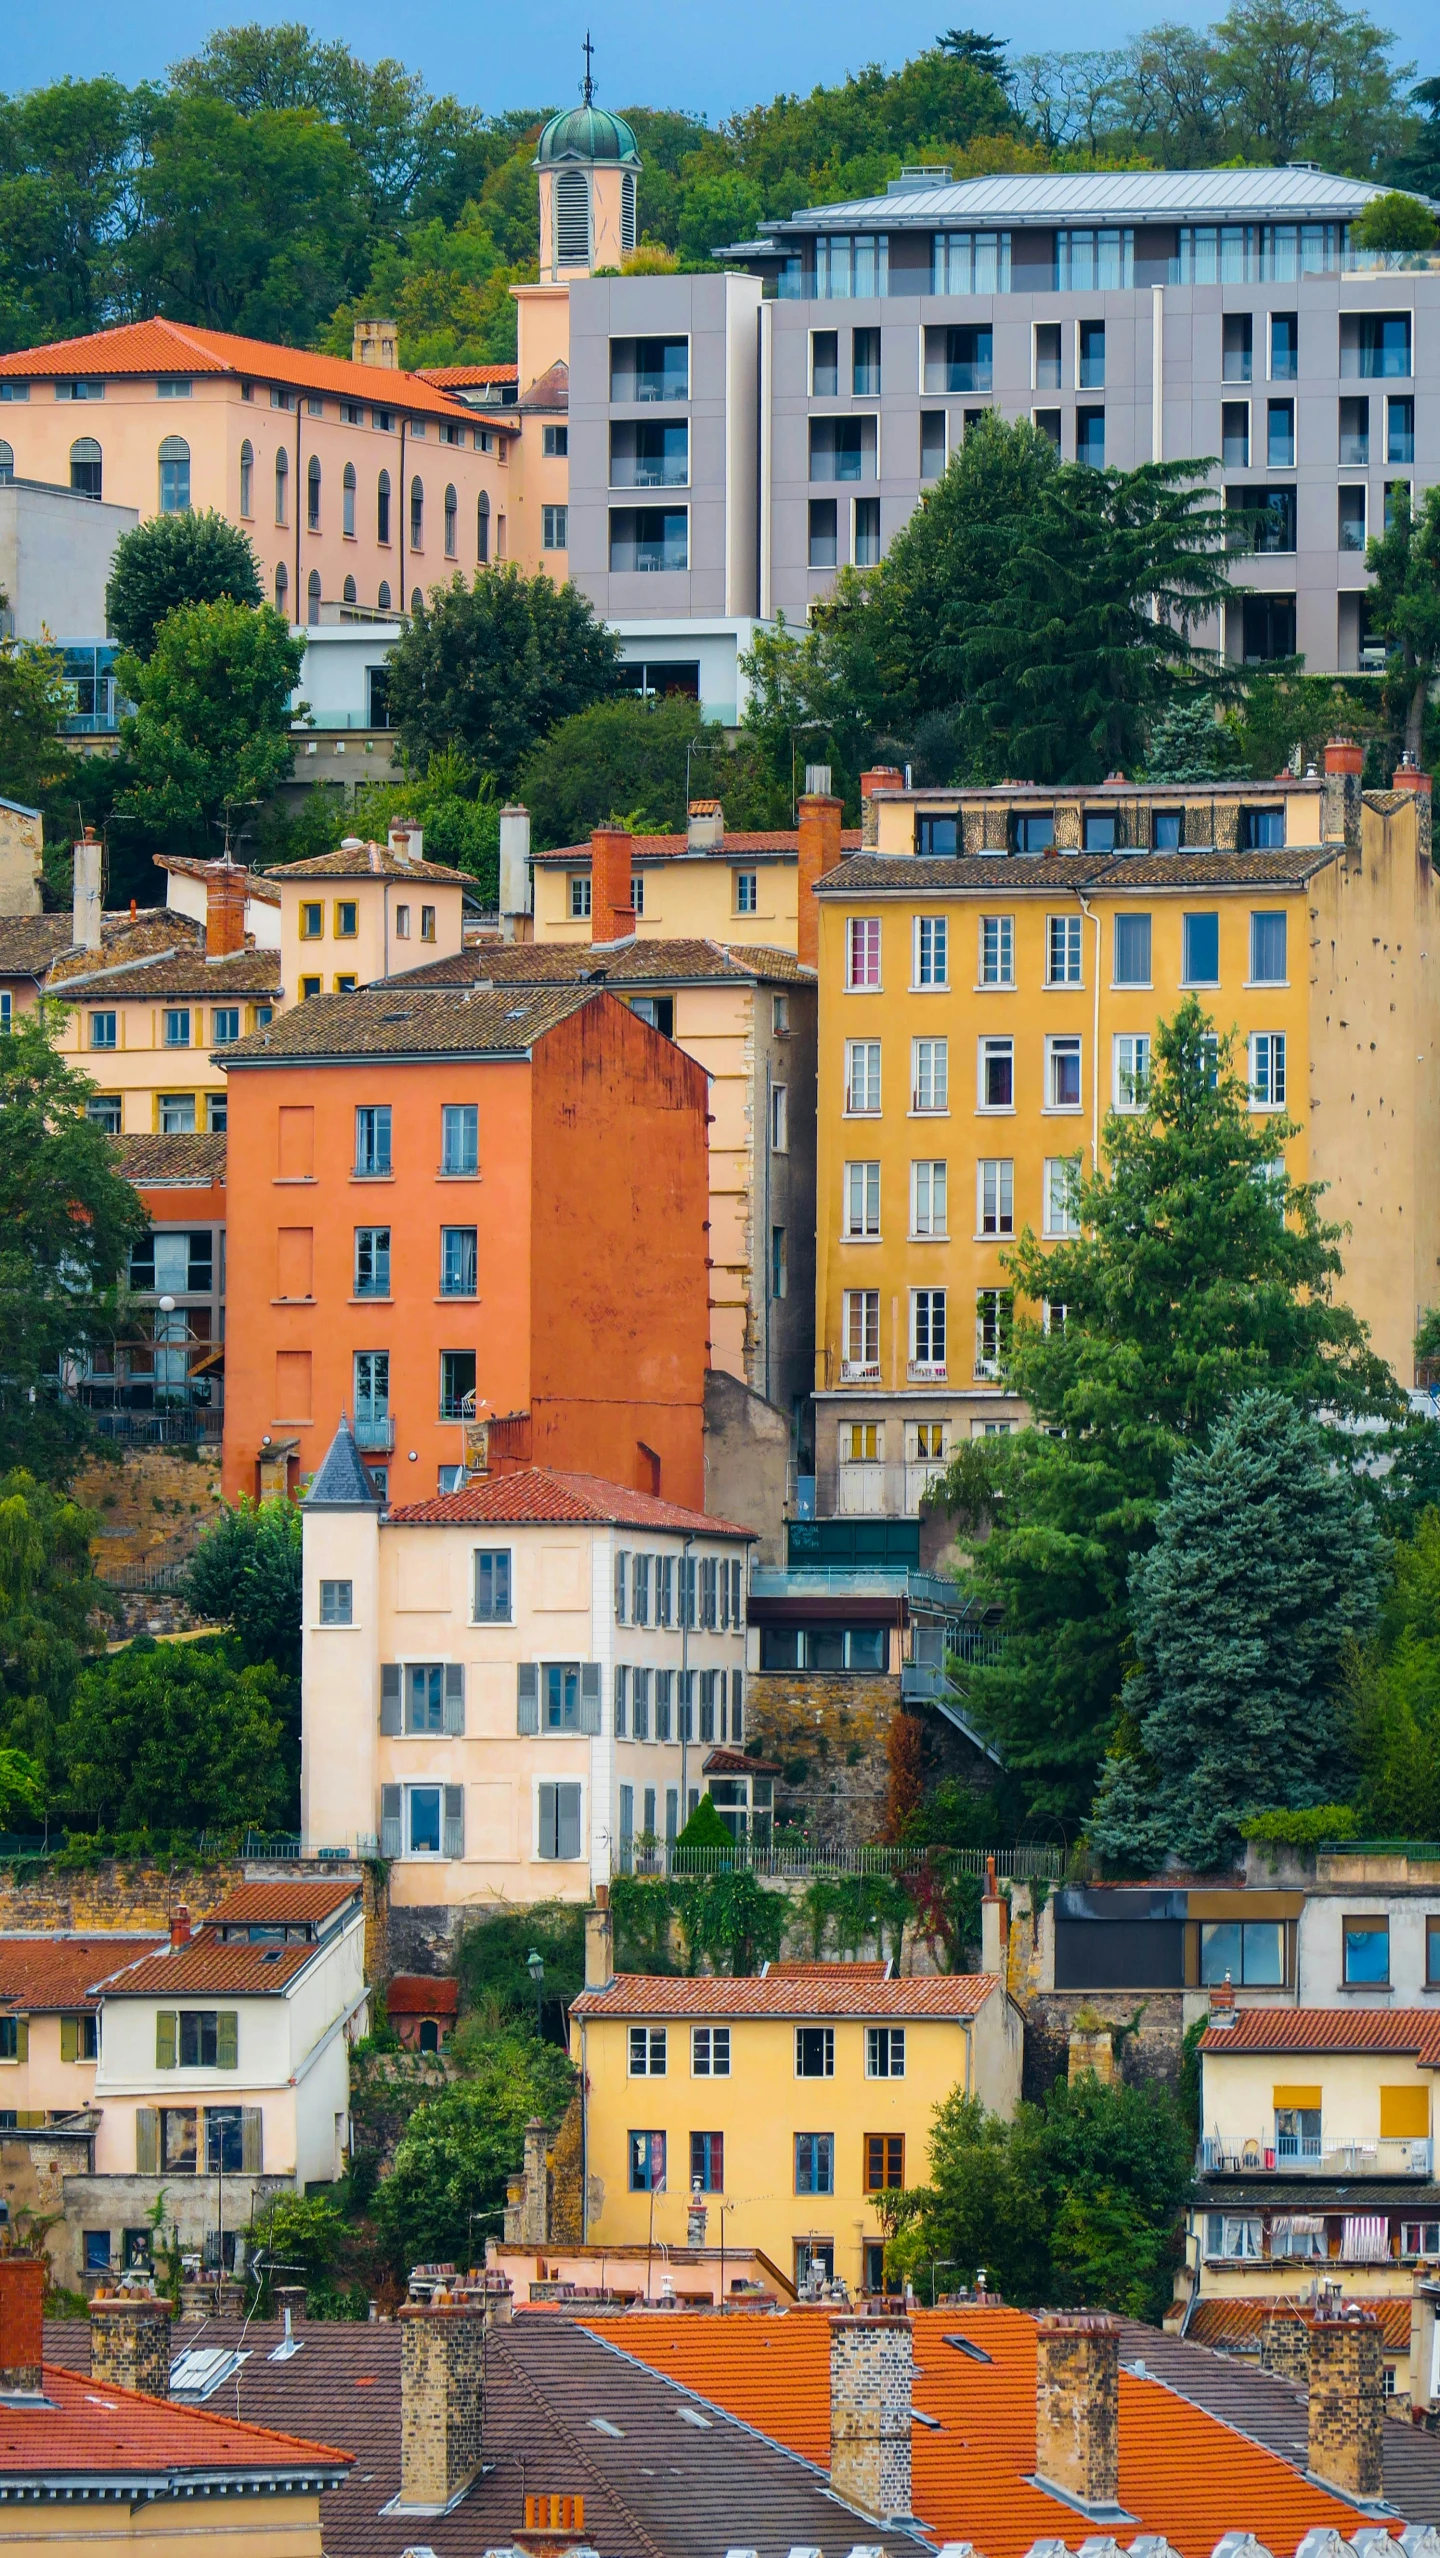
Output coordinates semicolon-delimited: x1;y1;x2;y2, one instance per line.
0;478;136;641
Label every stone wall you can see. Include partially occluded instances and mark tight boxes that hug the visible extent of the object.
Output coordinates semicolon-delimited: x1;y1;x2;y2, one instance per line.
77;1440;223;1580
747;1676;988;1849
1018;1989;1189;2101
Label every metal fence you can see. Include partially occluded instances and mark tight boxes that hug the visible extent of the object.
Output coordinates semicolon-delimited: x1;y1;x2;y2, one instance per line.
657;1840;1066;1881
89;1412;223;1448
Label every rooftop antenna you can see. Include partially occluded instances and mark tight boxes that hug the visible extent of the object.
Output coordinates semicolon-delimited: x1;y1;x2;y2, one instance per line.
581;30;595;103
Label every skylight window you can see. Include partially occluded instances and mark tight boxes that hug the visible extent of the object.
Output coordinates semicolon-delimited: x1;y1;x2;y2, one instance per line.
589;2417;624;2438
169;2346;249;2397
677;2406;713;2428
943;2332;994;2364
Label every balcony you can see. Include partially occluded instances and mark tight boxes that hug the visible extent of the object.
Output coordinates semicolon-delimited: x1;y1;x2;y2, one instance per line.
353;1414;394;1451
1200;2133;1433;2177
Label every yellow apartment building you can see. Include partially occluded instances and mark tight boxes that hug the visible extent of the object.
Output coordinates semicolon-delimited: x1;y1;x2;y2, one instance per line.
569;1949;1022;2293
531;805;860;950
811;750;1437;1514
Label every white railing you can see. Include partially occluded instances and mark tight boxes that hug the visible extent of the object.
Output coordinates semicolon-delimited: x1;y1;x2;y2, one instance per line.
1201;2134;1433;2176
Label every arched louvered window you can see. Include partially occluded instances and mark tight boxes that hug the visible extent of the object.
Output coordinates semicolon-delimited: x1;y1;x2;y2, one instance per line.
158;435;190;513
410;477;424;547
410;586;422;616
307;453;321;531
275;446;289;524
377;468;391;544
378;579;392;610
555;168;590;266
275;561;289;612
307;569;322;626
342;574;357;603
0;441;13;485
477;489;490;563
444;483;457;558
239;440;254;516
621;171;637;256
70;436;102;498
342;461;356;537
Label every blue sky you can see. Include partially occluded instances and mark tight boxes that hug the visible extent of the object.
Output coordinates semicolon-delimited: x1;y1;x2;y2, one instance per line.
6;0;1435;111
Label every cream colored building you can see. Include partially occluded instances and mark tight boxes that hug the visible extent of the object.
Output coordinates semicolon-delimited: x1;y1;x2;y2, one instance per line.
530;803;861;951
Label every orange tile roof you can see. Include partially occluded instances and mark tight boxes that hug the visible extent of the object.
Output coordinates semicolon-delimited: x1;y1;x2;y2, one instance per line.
100;1935;321;1997
570;1970;997;2021
416;363;518;385
272;841;471;886
0;319;476;425
582;2305;1367;2558
766;1956;889;1977
0;1935;164;2015
385;1974;460;2016
209;1877;363;1926
7;2359;350;2483
386;1467;755;1537
1187;2295;1413;2351
1201;2006;1440;2062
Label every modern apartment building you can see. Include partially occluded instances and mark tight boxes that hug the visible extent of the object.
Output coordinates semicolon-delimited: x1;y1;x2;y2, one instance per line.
808;752;1436;1515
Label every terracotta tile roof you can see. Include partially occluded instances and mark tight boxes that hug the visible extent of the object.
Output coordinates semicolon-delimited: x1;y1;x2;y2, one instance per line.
100;1935;322;1997
0;319;476;425
1187;2295;1413;2352
827;849;1337;895
209;1878;363;1927
416;363;518;386
1201;2006;1440;2061
6;2358;350;2485
113;1132;227;1187
219;982;602;1064
517;358;568;413
383;938;816;990
0;1934;164;2014
534;830;863;863
385;1974;459;2016
0;909;189;985
387;1466;755;1537
704;1746;781;1777
271;842;470;885
0;917;78;978
570;1969;996;2021
55;947;280;1000
765;1955;888;1976
153;853;281;905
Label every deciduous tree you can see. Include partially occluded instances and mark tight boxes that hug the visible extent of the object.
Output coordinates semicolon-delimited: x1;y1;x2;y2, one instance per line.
105;512;262;662
372;2029;574;2270
115;599;304;843
384;567;619;795
1365;483;1440;765
58;1634;292;1836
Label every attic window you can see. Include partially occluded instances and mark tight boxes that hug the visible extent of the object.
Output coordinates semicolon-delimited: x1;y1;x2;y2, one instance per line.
588;2417;624;2438
911;2408;942;2428
261;1948;283;1963
677;2406;712;2428
943;2333;993;2363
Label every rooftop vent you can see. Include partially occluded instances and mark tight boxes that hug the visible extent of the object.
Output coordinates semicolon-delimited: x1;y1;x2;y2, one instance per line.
888;166;952;194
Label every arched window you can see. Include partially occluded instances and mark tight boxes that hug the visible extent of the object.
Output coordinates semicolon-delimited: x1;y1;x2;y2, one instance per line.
377;469;391;545
69;436;102;498
621;171;637;256
239;439;254;516
342;460;356;538
158;434;190;514
378;580;392;611
275;561;289;612
307;568;322;626
444;482;457;558
0;441;13;485
554;168;590;265
410;476;424;548
307;453;321;532
410;587;422;616
275;446;289;524
477;489;490;563
342;574;357;603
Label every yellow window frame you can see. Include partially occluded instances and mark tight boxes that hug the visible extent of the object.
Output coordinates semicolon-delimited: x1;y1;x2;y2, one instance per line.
299;902;324;940
334;900;359;939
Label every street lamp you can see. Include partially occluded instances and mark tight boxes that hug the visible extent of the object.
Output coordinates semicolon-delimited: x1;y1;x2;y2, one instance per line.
525;1947;545;2037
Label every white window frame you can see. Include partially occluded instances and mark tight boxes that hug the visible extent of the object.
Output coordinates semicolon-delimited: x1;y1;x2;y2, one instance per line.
1111;911;1153;989
979;913;1015;987
977;1158;1014;1237
1046;913;1083;987
845;1040;882;1115
865;2025;906;2078
843;1161;881;1239
913;914;949;988
1043;1156;1081;1238
912;1036;949;1114
692;2025;731;2077
1045;1034;1083;1113
910;1288;947;1377
975;1286;1012;1380
842;1289;880;1378
770;1085;788;1153
977;1036;1014;1113
1249;1031;1287;1110
911;1158;948;1238
628;2025;667;2077
846;917;882;991
1112;1032;1152;1112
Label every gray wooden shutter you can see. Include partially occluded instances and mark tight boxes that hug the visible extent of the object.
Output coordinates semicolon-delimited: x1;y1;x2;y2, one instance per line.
558;1784;582;1862
135;2108;160;2174
443;1785;465;1859
732;1669;744;1742
380;1783;402;1857
241;2107;263;2173
380;1665;402;1735
538;1781;557;1859
580;1663;602;1734
517;1663;539;1735
442;1664;465;1735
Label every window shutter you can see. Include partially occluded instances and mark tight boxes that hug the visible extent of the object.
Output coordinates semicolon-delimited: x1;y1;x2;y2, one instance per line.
241;2107;263;2173
442;1664;465;1735
135;2108;160;2174
579;1664;602;1735
216;2011;238;2070
380;1664;402;1735
558;1784;582;1862
732;1670;744;1743
156;2011;176;2069
517;1663;539;1735
538;1782;557;1858
443;1785;465;1859
14;2017;26;2064
60;2016;78;2064
615;1551;628;1623
380;1784;402;1858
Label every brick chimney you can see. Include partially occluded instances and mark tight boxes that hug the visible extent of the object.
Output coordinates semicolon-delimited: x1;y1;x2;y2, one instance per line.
170;1906;191;1950
1394;755;1432;798
829;2310;913;2522
388;823;424;866
584;1885;614;1990
519;2117;550;2245
589;827;635;945
397;2296;487;2511
89;2290;172;2396
796;791;844;972
514;2494;587;2558
860;767;904;849
0;2258;45;2395
1207;1971;1236;2027
353;319;398;369
1307;2307;1384;2502
1324;735;1364;777
687;799;724;852
1034;2312;1122;2510
72;833;102;953
206;861;246;959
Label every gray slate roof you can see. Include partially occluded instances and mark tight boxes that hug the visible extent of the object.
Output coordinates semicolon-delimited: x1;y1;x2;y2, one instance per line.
305;1416;382;1509
759;164;1411;235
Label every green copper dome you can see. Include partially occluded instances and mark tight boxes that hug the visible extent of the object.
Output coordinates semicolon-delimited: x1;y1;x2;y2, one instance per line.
535;102;641;167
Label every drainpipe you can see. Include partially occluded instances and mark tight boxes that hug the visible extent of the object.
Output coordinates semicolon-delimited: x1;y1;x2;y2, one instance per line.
398;418;407;613
294;402;302;616
679;1530;695;1834
1076;887;1102;1170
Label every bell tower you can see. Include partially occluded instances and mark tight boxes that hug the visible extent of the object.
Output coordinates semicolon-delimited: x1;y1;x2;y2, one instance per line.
534;40;642;282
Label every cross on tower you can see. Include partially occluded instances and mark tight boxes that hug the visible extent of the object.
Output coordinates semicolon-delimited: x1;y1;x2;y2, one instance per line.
581;31;596;104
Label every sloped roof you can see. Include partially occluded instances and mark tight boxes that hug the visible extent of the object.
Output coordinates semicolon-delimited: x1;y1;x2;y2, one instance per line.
100;1931;325;1998
571;1969;997;2021
415;363;518;387
4;2358;349;2487
0;319;476;425
517;358;569;414
385;1974;459;2016
387;1466;753;1537
273;842;471;886
219;982;602;1064
305;1416;382;1509
49;944;280;1000
0;1934;164;2015
0;917;75;978
153;853;281;905
208;1878;362;1927
113;1132;227;1187
534;829;862;863
1187;2295;1413;2352
383;937;816;991
825;849;1341;895
1201;2006;1440;2062
756;163;1407;235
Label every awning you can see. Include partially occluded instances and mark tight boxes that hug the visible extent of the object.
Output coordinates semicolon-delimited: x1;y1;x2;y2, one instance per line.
1271;2213;1325;2235
1341;2215;1391;2261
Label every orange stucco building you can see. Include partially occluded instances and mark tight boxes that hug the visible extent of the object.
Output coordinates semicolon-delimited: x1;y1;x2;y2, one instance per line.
219;982;710;1509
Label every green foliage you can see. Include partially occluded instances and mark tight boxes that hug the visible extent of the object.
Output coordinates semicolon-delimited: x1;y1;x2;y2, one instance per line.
186;1492;302;1675
0;1469;100;1775
1241;1802;1359;1846
372;2025;573;2271
1344;1509;1440;1839
1220;670;1390;780
57;1635;292;1835
1139;694;1248;782
324;211;529;370
452;1902;583;2037
1365;484;1440;764
1092;1392;1383;1869
683;1867;788;1974
249;750;502;903
1350;190;1438;251
0;1010;148;1482
675;1792;734;1850
115;601;305;844
796;1872;912;1963
942;1000;1398;1822
249;2190;345;2289
517;697;790;851
384;568;620;797
0;1747;43;1826
105;513;263;663
0;640;71;811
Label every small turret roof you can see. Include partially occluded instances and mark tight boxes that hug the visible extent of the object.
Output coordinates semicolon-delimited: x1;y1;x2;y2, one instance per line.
535;102;641;167
305;1416;381;1510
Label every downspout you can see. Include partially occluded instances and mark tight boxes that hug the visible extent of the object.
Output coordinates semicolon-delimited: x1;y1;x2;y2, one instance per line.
398;417;408;612
580;2012;589;2241
679;1530;695;1828
294;401;302;614
1076;887;1102;1170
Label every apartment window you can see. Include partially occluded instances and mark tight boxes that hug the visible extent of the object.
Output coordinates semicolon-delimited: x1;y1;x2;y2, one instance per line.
1206;2214;1264;2260
377;470;391;542
1339;396;1369;464
1154;811;1183;850
1386;481;1412;534
90;1011;117;1049
630;1552;650;1627
810;416;876;483
1014;813;1054;855
537;1782;583;1861
629;2027;667;2076
904;915;948;989
163;1008;191;1048
1242;594;1296;662
770;1085;788;1152
1267;399;1296;468
975;1286;1013;1378
912;1038;948;1113
1034;408;1061;449
810;328;839;395
569;875;591;919
542;423;568;457
1222;312;1253;380
442;1104;479;1175
212;1007;240;1046
1250;908;1287;980
299;902;323;939
1339;486;1367;552
795;2133;834;2195
87;1096;121;1134
628;2131;666;2191
1199;1919;1285;1986
920;411;947;480
472;1550;511;1623
1221;401;1250;467
1047;915;1083;986
159;1095;196;1134
158;435;190;513
979;914;1013;987
1183;911;1220;985
274;447;289;525
1227;486;1297;554
1113;1033;1151;1111
979;1037;1013;1111
915;813;958;854
1076;408;1105;468
440;1350;476;1419
1044;1156;1080;1237
847;918;881;989
354;1227;391;1296
911;1289;946;1373
864;2134;906;2192
866;2026;906;2078
1112;913;1151;986
440;1228;478;1296
978;1159;1014;1236
1083;810;1117;852
306;454;321;532
912;1159;947;1237
542;504;568;551
843;1291;880;1374
355;1105;391;1175
1249;1032;1287;1110
609;508;688;572
1388;395;1416;464
1035;322;1062;389
333;900;358;940
611;336;689;401
845;1041;881;1114
854;496;881;567
1077;319;1106;388
807;497;837;577
1343;313;1412;378
409;477;424;547
735;871;758;914
687;2129;724;2192
852;326;881;395
844;1162;881;1239
925;325;992;395
1047;1036;1082;1111
1344;1915;1390;1985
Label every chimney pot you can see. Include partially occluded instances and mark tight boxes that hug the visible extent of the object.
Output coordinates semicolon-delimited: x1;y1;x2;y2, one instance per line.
829;2310;913;2521
0;2259;45;2396
796;791;844;972
588;827;636;946
1034;2311;1122;2511
859;767;903;801
170;1906;191;1950
1324;735;1364;777
205;861;246;959
388;823;423;867
1307;2307;1385;2502
1394;755;1432;797
89;2291;172;2397
397;2296;488;2510
686;800;724;852
353;319;398;369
